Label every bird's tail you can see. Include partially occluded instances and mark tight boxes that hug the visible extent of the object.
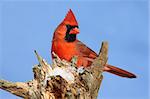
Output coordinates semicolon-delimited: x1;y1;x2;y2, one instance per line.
104;64;136;78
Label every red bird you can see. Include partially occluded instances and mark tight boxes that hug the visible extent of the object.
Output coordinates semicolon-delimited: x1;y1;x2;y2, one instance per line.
51;9;136;78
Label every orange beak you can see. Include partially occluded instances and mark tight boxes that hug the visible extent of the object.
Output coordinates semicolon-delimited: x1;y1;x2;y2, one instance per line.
69;27;80;34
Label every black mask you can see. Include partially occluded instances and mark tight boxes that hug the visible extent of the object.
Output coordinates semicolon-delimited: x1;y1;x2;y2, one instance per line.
65;24;79;42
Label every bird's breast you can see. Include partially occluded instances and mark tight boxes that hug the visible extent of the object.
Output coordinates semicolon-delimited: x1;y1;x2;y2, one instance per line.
52;40;78;61
52;40;94;67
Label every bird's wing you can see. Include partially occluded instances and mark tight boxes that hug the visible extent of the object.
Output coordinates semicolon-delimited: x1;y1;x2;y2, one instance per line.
76;40;98;59
75;41;136;78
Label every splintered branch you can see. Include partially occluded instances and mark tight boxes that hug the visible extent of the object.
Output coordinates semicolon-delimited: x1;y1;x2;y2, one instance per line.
0;80;29;98
0;41;108;99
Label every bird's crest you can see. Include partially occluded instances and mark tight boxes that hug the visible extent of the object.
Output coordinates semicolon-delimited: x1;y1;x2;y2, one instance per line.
62;9;78;26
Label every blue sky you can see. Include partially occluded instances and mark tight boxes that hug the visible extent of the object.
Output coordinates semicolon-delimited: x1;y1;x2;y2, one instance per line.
0;0;149;99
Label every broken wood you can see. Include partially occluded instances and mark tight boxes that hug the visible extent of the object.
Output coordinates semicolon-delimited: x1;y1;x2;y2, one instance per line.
0;42;108;99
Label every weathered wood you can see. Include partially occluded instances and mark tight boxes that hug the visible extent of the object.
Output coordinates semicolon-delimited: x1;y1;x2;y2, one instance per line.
0;41;108;99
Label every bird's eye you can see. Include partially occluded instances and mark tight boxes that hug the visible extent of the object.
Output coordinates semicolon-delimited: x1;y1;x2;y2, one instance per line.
66;24;71;29
66;24;79;30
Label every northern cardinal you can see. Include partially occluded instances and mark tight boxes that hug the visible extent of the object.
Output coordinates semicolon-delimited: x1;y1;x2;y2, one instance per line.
51;9;136;78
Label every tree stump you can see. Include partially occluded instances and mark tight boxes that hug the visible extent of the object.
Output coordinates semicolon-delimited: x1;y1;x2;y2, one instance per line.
0;42;108;99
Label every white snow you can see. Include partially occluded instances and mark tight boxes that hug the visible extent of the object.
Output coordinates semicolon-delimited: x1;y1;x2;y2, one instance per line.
49;67;75;84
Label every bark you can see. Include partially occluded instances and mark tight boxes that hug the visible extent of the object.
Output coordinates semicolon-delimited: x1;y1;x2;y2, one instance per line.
0;42;108;99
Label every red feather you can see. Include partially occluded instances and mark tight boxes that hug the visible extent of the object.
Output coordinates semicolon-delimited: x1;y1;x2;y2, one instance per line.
51;9;136;78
